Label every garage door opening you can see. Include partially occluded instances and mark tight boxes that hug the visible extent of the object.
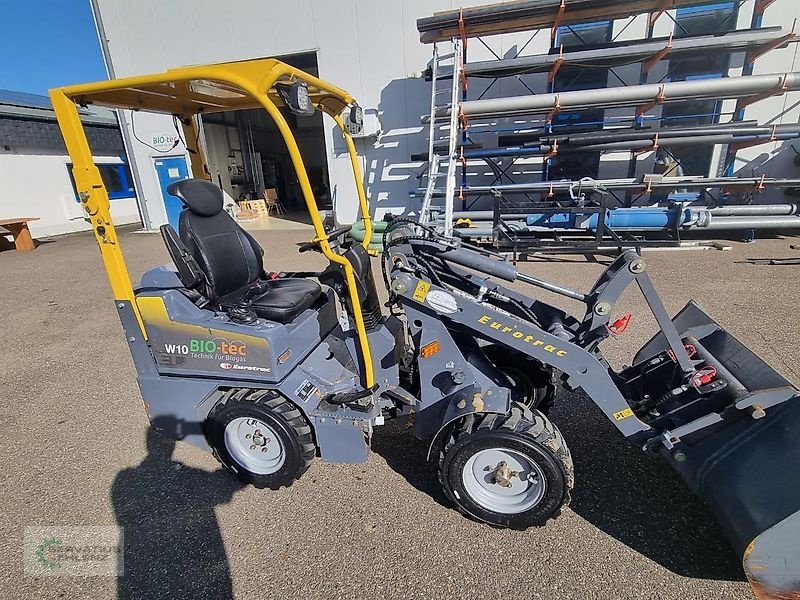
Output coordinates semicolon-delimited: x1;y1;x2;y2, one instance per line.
200;51;330;226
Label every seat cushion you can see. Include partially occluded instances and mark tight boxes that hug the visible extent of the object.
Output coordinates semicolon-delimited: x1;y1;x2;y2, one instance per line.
221;278;322;324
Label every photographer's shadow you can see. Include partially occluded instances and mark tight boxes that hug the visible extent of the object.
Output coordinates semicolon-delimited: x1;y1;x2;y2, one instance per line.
111;417;242;600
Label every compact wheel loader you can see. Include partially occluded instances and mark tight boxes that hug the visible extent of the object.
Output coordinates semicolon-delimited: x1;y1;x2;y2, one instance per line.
51;59;799;598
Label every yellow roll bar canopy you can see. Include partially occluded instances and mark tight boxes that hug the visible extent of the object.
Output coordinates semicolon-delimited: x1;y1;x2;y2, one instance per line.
50;58;375;386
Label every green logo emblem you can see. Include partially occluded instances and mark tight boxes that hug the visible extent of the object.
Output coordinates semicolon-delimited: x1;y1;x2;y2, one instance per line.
36;538;62;569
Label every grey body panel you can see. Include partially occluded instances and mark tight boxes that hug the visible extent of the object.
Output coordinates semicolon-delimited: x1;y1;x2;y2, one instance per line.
121;267;383;463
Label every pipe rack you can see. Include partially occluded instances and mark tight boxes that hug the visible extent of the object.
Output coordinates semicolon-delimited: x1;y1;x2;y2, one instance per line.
417;0;712;43
416;176;800;198
416;0;800;248
433;72;800;119
447;27;799;80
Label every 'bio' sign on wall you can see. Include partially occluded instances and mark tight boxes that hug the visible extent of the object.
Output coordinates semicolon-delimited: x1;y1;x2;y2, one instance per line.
151;133;181;152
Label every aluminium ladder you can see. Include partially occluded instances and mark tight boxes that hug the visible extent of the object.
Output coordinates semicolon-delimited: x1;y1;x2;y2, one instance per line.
419;38;463;237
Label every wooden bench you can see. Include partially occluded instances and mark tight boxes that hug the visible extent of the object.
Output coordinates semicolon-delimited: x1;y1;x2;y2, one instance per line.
0;218;39;251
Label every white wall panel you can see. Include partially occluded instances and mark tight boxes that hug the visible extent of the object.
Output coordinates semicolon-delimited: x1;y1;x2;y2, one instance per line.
187;0;239;65
96;0;134;77
269;0;316;55
227;0;276;60
114;0;165;75
152;0;196;70
0;152;140;238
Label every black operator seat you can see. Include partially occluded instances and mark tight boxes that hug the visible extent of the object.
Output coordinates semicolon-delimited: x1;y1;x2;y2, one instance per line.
164;178;321;324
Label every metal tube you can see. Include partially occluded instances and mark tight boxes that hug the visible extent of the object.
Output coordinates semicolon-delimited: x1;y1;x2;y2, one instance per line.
517;273;588;302
565;132;800;153
461;27;797;78
420;176;800;197
450;206;800;220
707;204;798;216
558;123;800;145
415;242;520;282
443;73;800;118
418;0;710;42
697;215;800;230
452;211;528;220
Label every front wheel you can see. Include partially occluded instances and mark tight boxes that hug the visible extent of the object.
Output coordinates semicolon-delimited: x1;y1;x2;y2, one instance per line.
438;403;573;529
206;389;315;490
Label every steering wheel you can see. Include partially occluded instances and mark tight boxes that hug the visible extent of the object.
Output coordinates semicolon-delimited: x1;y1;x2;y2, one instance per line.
298;224;353;253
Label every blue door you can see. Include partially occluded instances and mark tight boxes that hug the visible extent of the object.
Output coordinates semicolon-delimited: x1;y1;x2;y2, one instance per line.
154;156;189;230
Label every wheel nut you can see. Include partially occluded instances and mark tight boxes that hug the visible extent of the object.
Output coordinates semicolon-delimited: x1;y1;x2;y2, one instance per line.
245;434;251;439
250;445;256;450
261;448;268;453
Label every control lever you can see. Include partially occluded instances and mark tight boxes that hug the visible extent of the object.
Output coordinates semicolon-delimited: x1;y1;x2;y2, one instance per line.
228;279;270;324
298;224;353;253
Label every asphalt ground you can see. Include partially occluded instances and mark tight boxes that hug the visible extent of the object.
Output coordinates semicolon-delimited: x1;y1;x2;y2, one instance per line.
2;226;799;599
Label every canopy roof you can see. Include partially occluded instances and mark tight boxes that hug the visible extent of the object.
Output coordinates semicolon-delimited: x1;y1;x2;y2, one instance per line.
54;58;352;117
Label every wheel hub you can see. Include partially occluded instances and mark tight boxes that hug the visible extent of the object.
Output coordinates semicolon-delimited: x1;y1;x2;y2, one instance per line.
462;447;546;514
224;417;285;475
485;460;519;488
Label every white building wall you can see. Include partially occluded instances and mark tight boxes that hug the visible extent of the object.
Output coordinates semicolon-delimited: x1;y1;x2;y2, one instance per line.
0;148;140;238
94;0;800;226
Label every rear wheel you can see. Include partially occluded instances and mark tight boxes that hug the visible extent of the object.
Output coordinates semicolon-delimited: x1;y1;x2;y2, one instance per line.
438;403;573;529
206;389;315;489
483;345;555;413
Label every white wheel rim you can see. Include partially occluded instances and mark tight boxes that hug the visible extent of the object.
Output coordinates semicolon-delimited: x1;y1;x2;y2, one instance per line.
224;417;285;475
461;447;546;514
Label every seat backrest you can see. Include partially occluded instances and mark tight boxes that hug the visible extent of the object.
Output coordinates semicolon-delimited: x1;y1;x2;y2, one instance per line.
159;223;205;291
167;179;265;301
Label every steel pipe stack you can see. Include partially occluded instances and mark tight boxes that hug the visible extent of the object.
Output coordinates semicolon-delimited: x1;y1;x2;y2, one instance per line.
430;73;800;119
441;204;800;237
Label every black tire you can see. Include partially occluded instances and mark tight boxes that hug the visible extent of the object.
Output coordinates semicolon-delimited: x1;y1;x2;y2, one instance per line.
438;403;573;529
483;345;555;413
206;388;315;490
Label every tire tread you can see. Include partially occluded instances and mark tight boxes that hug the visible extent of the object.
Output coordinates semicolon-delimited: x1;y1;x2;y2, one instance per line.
207;388;315;489
438;402;574;525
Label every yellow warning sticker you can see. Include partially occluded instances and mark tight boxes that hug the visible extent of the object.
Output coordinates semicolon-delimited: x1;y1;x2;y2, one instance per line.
413;281;431;302
613;408;634;421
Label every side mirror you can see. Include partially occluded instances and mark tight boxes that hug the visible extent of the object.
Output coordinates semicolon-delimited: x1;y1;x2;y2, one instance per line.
345;104;363;135
276;81;316;116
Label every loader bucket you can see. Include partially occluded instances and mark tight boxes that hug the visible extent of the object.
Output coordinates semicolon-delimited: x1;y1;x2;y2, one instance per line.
631;301;800;599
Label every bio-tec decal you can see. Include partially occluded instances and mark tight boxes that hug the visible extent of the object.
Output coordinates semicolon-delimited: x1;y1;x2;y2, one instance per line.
163;337;248;363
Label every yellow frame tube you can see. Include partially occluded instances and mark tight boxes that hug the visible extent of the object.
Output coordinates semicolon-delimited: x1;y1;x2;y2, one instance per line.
333;114;372;250
50;88;145;334
248;82;375;388
181;116;210;179
50;59;375;388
